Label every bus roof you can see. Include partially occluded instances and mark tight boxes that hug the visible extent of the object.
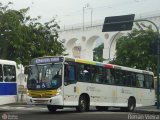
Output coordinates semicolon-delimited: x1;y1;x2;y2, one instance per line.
65;57;154;75
0;59;16;65
31;56;154;75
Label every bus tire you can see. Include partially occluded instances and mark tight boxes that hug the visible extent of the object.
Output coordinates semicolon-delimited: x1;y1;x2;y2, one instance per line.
76;95;88;112
47;105;57;113
127;98;136;112
96;106;108;111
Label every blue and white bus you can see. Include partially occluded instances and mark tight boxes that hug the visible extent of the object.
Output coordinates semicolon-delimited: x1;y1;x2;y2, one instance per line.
0;59;17;105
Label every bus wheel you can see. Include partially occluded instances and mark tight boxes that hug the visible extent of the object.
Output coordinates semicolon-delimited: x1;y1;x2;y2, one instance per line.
76;95;88;112
96;106;108;111
127;98;136;112
47;105;57;113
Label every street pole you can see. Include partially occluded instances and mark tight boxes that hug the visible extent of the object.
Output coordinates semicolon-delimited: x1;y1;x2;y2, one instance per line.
83;7;85;31
83;4;93;30
91;8;93;27
157;38;160;109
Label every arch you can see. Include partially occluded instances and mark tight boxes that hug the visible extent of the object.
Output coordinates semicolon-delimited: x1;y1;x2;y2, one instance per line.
108;32;124;60
66;38;78;48
85;35;105;60
86;35;100;50
65;38;78;57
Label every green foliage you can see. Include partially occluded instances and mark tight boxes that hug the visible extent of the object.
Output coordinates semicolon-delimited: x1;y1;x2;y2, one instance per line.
93;43;104;62
0;2;65;65
112;27;158;74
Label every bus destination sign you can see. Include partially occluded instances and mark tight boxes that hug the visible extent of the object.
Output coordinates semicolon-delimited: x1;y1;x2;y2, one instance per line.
32;57;64;64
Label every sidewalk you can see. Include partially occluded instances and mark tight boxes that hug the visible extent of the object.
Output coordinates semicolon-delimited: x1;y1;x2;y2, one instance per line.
135;106;160;114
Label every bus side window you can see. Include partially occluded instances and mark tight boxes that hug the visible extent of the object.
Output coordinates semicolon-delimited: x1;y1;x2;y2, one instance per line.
104;69;109;84
115;69;124;85
145;75;154;89
94;67;103;83
106;69;115;84
131;72;136;87
121;70;126;86
65;64;76;82
144;74;150;89
149;75;154;89
136;74;144;88
99;67;104;83
0;64;3;82
68;65;76;81
102;68;107;84
78;64;84;81
125;71;132;86
3;65;16;82
78;64;91;82
91;66;96;82
84;65;91;81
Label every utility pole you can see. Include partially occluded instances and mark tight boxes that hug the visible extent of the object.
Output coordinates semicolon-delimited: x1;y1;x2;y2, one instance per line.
83;3;93;31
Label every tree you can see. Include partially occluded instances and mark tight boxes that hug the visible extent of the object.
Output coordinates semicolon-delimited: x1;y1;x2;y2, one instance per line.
0;2;65;65
111;26;157;74
93;43;104;62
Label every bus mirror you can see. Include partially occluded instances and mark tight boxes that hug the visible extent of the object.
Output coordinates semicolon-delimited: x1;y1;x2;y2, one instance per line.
24;66;29;74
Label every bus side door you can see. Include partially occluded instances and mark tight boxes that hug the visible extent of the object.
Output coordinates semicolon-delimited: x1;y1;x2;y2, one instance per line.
63;63;78;106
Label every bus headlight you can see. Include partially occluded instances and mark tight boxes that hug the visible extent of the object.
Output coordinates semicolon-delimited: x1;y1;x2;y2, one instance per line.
56;88;61;96
27;90;31;97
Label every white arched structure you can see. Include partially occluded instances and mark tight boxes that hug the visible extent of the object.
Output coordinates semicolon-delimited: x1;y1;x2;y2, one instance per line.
59;26;121;63
58;14;160;63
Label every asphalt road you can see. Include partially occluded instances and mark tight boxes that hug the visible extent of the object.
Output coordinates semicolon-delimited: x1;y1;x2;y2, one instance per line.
0;105;152;120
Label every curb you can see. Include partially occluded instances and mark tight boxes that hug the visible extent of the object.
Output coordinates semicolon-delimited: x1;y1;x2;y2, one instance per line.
135;109;160;114
6;102;27;105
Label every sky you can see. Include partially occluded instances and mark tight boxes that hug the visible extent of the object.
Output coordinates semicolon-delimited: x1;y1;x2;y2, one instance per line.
1;0;160;27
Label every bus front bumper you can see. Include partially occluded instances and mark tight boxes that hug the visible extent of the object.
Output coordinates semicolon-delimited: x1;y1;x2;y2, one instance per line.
26;95;63;105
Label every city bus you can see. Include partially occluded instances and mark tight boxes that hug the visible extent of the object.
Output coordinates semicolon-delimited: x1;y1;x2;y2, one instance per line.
26;56;155;112
0;59;18;105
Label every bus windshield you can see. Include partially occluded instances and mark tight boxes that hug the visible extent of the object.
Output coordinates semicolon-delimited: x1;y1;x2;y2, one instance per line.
27;63;62;90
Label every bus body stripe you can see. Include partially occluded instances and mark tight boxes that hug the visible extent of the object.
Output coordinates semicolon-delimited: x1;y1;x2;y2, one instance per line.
65;57;75;62
75;59;96;65
104;64;113;68
0;83;17;95
96;63;104;67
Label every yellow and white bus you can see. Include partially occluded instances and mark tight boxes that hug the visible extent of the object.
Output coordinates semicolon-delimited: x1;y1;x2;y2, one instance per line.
26;56;155;112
